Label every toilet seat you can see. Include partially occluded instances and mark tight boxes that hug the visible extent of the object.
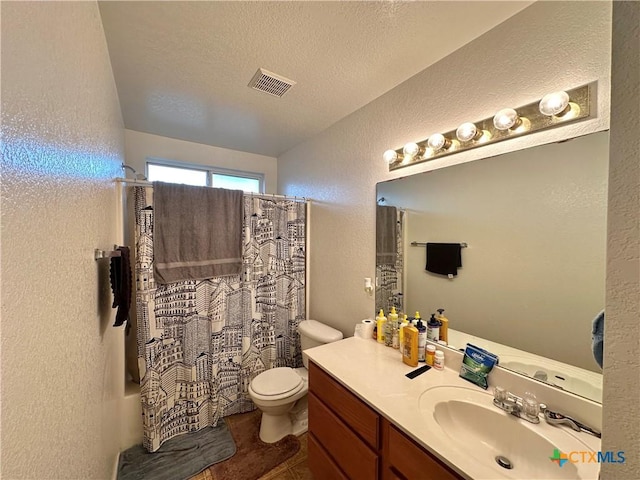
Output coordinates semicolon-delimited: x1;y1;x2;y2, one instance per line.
250;367;305;401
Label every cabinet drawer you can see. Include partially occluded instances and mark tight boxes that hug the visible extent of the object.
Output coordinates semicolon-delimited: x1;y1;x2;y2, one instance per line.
386;467;404;480
309;361;380;449
309;392;379;480
386;423;462;480
308;433;349;480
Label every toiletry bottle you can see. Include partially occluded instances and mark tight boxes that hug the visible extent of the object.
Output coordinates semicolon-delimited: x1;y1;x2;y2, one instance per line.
415;312;427;362
427;314;441;342
376;309;387;344
426;344;436;366
394;310;404;350
391;323;399;349
385;307;397;347
402;319;419;367
403;316;414;349
436;308;449;343
388;306;399;330
384;320;393;347
388;307;399;349
399;314;409;348
434;350;445;370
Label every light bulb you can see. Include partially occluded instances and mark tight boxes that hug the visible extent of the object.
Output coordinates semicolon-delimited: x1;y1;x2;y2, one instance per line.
456;122;479;142
427;133;450;151
539;91;570;116
383;149;398;164
493;108;520;131
403;142;420;157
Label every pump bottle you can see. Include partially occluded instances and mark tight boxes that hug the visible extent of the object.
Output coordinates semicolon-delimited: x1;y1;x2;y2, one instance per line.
402;317;419;367
436;308;449;344
399;314;409;347
427;314;441;342
415;313;427;362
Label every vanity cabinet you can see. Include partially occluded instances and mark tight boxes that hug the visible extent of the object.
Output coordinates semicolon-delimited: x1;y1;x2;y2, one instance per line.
308;361;379;479
308;361;463;480
382;420;462;480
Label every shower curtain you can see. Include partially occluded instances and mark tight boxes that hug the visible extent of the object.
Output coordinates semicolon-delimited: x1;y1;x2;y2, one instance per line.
375;208;404;314
133;186;306;452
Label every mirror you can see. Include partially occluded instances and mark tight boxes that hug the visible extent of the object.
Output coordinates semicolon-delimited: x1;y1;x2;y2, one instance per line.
376;131;608;403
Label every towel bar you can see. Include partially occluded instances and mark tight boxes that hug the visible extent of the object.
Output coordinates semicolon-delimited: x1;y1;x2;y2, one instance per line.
95;245;122;261
411;242;468;248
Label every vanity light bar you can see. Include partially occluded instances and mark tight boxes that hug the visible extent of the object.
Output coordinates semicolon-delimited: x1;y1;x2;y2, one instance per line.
385;82;594;171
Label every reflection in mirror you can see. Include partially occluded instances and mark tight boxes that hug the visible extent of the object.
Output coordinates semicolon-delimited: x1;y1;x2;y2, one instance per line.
375;204;405;313
376;131;608;403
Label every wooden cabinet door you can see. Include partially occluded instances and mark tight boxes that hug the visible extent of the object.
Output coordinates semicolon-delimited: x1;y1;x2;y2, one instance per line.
309;361;380;450
308;392;379;480
384;420;463;480
308;433;349;480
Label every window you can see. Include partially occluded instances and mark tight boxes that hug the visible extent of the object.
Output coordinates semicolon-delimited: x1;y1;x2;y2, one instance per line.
147;163;208;186
211;173;260;192
146;158;264;193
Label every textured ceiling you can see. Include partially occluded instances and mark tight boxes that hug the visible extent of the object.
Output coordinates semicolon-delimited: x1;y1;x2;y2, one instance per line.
99;1;533;157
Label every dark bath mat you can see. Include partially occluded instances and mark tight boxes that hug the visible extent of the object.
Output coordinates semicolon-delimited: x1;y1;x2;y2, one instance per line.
117;419;236;480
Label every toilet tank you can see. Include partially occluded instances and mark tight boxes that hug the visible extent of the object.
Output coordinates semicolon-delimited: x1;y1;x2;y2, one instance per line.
298;320;343;367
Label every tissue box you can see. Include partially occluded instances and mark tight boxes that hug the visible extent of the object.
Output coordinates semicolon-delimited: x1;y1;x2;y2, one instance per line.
459;343;499;390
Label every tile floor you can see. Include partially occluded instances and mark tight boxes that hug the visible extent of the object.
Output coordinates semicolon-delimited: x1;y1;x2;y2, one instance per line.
258;433;312;480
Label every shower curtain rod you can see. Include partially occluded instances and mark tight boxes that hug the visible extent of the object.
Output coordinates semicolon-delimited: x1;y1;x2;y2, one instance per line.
114;178;308;202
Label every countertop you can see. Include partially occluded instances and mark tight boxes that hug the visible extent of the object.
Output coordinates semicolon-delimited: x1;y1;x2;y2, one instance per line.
304;336;602;480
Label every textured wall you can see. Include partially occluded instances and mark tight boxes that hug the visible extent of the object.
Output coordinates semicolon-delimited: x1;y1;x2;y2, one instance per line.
378;132;608;372
124;129;278;193
1;2;125;479
278;1;611;339
601;2;640;479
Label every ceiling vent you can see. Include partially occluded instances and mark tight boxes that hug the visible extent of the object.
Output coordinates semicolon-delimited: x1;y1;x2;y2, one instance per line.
248;68;296;98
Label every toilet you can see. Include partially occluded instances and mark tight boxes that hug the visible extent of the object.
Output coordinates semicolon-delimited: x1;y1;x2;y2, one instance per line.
248;319;343;443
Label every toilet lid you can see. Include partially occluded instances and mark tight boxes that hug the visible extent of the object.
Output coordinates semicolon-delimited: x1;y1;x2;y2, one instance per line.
252;367;303;396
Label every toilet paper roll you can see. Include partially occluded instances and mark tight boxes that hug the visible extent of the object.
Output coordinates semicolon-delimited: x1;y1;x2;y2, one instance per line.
360;319;374;339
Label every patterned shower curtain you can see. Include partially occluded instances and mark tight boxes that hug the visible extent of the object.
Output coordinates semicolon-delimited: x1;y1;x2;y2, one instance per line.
376;209;404;314
133;186;306;452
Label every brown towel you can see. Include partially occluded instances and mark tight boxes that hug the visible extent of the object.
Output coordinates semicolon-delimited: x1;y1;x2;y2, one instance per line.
153;182;243;284
110;246;131;327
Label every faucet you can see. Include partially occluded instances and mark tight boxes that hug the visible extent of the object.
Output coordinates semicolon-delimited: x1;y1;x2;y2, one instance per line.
493;386;601;438
492;386;540;424
541;407;601;438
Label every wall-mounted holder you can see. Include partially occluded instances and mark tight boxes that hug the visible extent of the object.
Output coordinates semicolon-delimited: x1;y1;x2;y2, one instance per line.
95;245;121;261
364;277;374;295
384;82;594;171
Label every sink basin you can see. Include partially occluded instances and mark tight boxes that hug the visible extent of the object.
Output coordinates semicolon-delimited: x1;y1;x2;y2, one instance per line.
418;386;600;479
499;359;603;402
